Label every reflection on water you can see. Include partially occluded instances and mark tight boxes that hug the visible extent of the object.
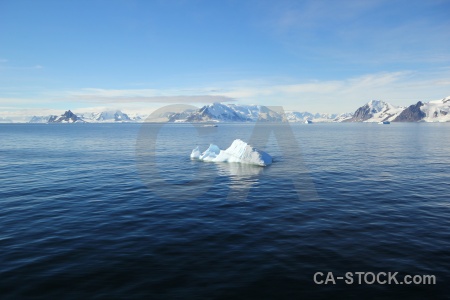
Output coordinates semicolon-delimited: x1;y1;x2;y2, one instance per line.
216;162;265;201
216;162;265;177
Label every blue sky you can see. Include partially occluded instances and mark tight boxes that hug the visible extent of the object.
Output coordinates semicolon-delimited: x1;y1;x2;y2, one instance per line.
1;0;450;116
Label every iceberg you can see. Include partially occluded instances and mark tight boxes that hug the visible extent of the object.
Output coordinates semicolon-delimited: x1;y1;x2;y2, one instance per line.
190;139;272;166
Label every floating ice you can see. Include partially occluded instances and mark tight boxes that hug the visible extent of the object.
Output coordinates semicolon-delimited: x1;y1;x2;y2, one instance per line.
191;139;272;166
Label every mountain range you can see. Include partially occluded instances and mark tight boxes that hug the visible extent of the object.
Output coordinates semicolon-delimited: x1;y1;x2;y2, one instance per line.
343;96;450;123
3;96;450;123
27;110;142;123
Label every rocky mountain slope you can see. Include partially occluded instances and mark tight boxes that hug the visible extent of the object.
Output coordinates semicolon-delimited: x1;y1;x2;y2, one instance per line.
392;102;426;122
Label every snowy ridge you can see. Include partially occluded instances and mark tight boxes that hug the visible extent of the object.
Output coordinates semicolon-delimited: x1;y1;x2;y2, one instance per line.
333;112;354;122
284;111;343;122
227;104;264;121
421;96;450;122
79;110;133;123
198;103;248;121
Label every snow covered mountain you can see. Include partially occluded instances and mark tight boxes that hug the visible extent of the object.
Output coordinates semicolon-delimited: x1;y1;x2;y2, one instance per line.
284;111;315;122
79;110;132;123
227;104;265;121
170;103;257;122
420;96;450;122
392;96;450;122
344;97;450;122
346;100;404;122
48;110;85;123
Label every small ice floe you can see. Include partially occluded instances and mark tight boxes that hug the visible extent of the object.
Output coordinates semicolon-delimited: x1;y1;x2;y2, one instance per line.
190;139;272;166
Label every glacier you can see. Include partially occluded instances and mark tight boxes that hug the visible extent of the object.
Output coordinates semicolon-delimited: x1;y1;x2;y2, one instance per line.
421;96;450;122
191;139;272;166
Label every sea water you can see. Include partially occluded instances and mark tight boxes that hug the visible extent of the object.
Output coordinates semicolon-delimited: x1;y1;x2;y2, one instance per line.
1;123;449;298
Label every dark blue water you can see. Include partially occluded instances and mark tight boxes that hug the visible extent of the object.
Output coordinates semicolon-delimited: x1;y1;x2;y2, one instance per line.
1;123;449;299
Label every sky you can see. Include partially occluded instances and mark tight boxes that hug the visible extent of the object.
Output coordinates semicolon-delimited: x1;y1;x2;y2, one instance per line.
1;0;450;118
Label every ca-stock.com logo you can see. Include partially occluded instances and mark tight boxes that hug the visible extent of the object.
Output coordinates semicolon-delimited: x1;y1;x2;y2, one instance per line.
135;104;319;202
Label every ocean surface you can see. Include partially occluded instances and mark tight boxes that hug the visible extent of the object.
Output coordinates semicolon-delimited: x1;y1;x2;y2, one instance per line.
1;122;449;299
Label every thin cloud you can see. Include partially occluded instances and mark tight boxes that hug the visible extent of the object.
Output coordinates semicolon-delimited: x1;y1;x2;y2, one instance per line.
0;97;48;105
0;64;45;70
68;94;235;104
213;70;450;112
65;88;235;104
219;71;410;98
1;70;448;114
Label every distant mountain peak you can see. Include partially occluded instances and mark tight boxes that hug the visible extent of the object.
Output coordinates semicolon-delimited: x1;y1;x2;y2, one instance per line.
346;100;403;122
48;110;84;123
